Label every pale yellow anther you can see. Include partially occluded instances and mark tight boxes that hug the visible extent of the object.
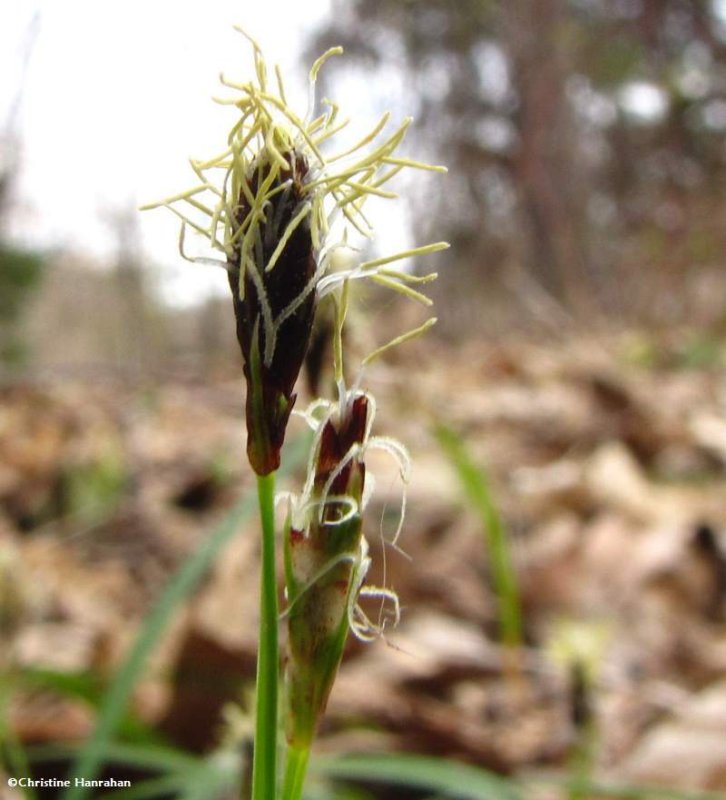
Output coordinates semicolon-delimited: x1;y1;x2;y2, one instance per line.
264;204;311;273
382;156;448;173
359;242;450;271
362;318;438;367
327;112;391;163
309;46;343;83
369;275;434;306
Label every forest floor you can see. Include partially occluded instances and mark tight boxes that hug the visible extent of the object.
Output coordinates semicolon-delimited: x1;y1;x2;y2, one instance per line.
2;327;726;796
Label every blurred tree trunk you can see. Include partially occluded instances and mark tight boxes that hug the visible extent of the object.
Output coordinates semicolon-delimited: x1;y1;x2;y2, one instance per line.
107;208;151;377
502;0;594;314
0;9;44;368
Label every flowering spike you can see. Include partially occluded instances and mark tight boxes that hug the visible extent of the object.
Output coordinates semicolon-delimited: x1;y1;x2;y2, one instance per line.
284;393;370;748
142;31;445;468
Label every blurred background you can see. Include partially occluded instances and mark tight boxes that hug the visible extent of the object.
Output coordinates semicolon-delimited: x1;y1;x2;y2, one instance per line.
2;1;726;797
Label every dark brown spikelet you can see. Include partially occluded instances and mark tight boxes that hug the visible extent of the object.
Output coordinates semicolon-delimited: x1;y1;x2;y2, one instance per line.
227;150;316;475
313;395;368;501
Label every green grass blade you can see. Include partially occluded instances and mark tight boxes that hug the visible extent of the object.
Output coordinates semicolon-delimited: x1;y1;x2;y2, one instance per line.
64;434;310;800
531;775;726;800
177;756;239;800
312;753;521;800
14;668;102;704
435;425;523;649
29;741;201;775
0;676;37;800
15;668;164;745
96;755;238;800
1;736;37;800
302;783;371;800
97;775;188;800
33;742;238;800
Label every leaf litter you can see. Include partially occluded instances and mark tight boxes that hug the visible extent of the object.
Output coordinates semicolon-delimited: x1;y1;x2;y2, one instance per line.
1;329;726;790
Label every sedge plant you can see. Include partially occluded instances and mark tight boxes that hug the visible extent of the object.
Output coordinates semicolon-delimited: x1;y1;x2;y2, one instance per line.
143;29;446;800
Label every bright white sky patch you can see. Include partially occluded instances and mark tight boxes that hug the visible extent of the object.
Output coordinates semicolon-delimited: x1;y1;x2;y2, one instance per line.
618;80;669;124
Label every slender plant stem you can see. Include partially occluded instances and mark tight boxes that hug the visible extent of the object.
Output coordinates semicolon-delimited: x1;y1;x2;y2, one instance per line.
251;471;279;800
282;744;310;800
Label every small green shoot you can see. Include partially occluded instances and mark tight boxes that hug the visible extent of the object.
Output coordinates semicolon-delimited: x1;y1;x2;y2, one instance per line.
435;425;523;650
61;453;127;527
311;753;521;800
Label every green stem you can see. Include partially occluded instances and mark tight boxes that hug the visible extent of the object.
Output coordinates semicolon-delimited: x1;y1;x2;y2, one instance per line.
282;744;310;800
251;471;279;800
